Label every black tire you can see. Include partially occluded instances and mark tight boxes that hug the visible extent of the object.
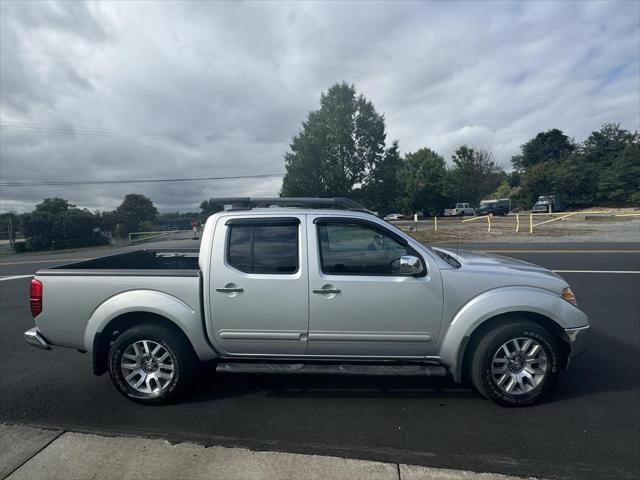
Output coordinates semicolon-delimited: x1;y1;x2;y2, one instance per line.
108;323;196;404
470;321;561;407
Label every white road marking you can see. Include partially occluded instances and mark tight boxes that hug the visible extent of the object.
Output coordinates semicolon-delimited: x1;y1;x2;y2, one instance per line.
477;249;640;254
552;270;640;274
0;257;89;266
0;274;34;281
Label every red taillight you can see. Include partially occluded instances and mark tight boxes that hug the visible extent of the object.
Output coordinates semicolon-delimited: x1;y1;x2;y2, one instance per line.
30;279;43;317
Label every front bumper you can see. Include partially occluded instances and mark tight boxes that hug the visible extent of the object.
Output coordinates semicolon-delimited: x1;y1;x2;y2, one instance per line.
24;327;51;350
565;325;590;357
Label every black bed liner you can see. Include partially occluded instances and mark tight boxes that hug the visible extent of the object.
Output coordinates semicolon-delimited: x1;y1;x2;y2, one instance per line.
37;248;200;277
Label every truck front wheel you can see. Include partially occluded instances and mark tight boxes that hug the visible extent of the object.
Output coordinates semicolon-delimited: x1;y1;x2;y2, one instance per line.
108;324;195;404
470;321;561;406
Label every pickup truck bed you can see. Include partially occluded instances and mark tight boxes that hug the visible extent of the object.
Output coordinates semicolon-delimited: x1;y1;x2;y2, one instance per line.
32;248;213;367
44;249;200;275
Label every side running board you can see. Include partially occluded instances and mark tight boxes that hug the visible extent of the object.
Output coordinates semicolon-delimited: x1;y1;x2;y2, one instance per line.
216;362;447;377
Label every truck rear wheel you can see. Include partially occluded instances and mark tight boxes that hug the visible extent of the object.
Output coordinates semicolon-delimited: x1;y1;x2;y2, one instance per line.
108;324;195;404
470;321;561;406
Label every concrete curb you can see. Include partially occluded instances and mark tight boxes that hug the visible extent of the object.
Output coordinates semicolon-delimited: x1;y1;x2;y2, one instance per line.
1;424;539;480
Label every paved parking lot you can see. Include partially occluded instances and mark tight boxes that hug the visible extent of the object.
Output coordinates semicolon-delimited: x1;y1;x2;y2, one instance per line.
0;243;638;480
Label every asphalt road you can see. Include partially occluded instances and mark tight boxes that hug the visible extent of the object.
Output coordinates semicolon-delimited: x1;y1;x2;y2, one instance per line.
1;242;639;480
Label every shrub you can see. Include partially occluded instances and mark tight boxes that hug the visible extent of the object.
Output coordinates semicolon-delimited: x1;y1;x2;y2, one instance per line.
26;235;51;251
138;221;154;232
51;236;110;250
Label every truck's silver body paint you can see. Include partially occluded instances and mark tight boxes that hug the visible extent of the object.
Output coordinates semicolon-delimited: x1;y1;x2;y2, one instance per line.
31;209;589;377
34;274;217;361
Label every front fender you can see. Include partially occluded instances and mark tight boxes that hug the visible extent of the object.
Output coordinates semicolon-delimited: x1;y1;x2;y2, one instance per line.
83;289;216;361
439;286;588;381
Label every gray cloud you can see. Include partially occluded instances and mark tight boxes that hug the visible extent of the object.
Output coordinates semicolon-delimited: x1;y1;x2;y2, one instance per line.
1;0;638;213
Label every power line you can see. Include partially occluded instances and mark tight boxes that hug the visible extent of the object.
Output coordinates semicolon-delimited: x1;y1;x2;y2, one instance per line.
0;122;291;144
0;165;273;172
0;173;285;187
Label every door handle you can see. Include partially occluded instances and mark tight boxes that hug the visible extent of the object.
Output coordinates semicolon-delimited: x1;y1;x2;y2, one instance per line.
216;287;244;293
313;287;341;294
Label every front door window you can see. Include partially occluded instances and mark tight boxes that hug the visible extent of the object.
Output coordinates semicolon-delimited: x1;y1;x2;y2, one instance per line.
317;222;409;275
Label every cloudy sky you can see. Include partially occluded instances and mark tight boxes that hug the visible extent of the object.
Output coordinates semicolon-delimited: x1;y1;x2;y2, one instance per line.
1;0;639;213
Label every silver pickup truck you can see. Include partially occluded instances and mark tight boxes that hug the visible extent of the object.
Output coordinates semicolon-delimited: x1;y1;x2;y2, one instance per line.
25;197;589;406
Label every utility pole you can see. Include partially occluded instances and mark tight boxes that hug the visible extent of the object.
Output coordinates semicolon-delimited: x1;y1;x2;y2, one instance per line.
8;217;15;254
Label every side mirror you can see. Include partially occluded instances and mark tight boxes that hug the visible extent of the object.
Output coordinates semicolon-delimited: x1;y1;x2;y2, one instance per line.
400;255;424;276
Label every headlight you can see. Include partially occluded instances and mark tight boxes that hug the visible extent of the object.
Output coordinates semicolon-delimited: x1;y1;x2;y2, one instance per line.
561;287;578;306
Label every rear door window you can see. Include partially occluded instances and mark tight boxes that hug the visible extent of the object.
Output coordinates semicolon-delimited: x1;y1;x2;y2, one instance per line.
226;219;299;274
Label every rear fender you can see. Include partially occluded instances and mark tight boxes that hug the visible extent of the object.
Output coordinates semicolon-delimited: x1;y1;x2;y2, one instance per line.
84;289;216;362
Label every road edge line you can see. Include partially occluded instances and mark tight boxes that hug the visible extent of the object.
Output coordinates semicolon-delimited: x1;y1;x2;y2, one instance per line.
0;275;34;282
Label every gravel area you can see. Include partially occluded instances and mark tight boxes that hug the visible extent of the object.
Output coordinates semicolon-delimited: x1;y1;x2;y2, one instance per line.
400;215;640;244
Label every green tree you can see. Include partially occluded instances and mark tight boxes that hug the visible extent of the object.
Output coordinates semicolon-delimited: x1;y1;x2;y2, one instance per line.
199;200;224;219
0;212;20;238
512;129;575;171
489;180;518;200
357;140;402;214
21;203;97;251
520;161;558;204
35;197;75;215
507;171;521;188
281;82;386;197
115;193;157;233
399;148;448;215
601;139;640;205
585;124;639;205
515;124;639;208
446;146;505;206
512;129;576;206
549;154;594;207
96;210;118;233
52;209;95;240
21;211;54;250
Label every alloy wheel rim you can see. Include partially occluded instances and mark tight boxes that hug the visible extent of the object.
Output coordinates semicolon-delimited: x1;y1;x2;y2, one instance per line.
491;337;548;395
120;340;175;395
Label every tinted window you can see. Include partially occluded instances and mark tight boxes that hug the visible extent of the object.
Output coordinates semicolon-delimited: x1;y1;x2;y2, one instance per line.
317;223;408;275
253;226;298;273
228;225;252;272
227;224;298;274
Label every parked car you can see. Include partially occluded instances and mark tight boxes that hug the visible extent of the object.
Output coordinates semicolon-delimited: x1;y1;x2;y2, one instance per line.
383;213;405;221
478;202;510;216
443;203;476;217
25;197;589;407
532;195;563;213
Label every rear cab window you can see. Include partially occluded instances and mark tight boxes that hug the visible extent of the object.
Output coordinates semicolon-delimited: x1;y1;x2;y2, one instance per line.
226;218;300;274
